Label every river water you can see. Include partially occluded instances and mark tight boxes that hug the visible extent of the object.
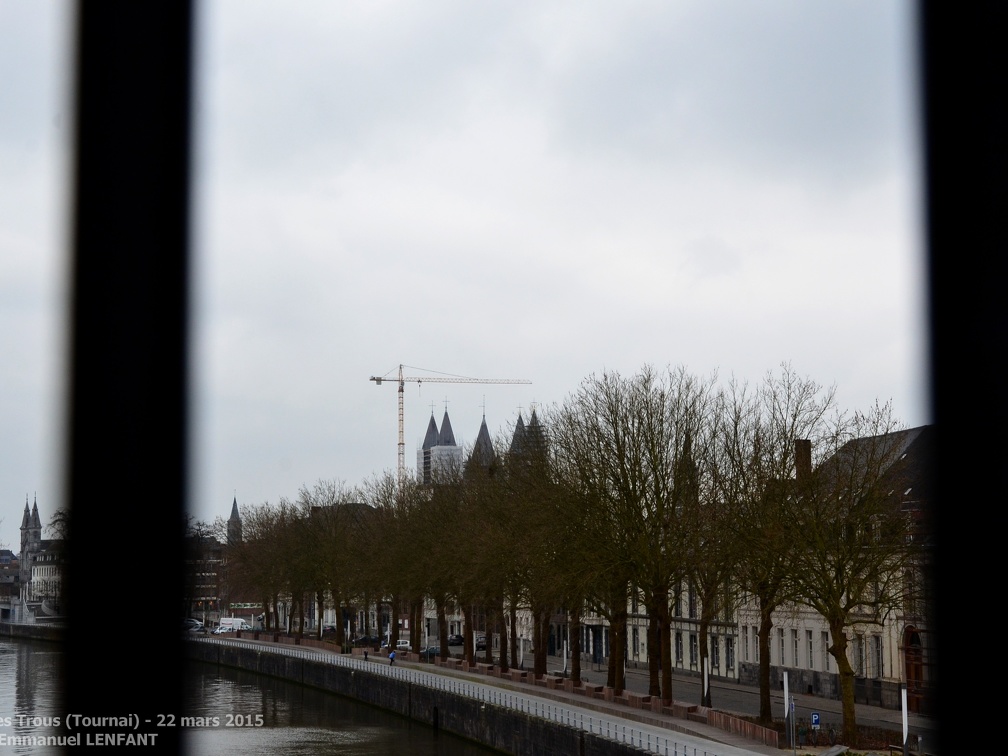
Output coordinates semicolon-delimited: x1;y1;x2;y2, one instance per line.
0;637;496;755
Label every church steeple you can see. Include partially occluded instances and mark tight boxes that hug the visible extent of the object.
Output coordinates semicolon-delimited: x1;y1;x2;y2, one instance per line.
227;495;243;545
20;494;43;590
465;414;497;478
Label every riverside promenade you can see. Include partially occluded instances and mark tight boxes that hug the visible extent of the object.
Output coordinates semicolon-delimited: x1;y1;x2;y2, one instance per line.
190;633;935;755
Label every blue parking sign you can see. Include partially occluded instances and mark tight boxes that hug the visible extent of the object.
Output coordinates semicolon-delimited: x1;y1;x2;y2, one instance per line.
811;712;820;729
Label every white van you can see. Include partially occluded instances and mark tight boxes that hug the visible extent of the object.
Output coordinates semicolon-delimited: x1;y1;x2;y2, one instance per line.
214;617;253;634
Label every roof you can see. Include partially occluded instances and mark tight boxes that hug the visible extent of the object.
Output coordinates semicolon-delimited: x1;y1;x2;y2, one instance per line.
508;413;526;454
421;413;439;450
466;415;497;474
817;424;934;502
437;410;457;447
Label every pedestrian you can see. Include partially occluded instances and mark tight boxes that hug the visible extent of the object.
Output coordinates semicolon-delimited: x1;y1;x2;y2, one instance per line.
389;650;396;665
364;649;368;662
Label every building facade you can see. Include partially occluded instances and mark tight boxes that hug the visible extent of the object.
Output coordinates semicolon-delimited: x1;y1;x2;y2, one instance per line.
12;496;64;623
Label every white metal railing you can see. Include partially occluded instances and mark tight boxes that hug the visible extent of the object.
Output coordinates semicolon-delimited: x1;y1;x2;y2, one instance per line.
189;636;753;756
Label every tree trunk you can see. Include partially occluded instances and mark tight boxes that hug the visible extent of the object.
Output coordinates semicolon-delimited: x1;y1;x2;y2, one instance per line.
609;608;626;695
509;602;518;669
534;608;549;678
659;599;673;703
828;621;858;747
497;597;509;673
569;604;581;685
758;602;773;723
462;605;474;666
316;591;325;639
698;610;711;707
436;598;449;658
389;594;401;647
647;604;661;697
484;606;495;664
410;597;422;652
333;594;345;646
758;600;770;725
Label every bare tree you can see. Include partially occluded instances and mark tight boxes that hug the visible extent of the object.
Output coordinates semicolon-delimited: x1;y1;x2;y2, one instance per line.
46;508;71;540
297;479;364;643
726;365;839;722
785;401;917;747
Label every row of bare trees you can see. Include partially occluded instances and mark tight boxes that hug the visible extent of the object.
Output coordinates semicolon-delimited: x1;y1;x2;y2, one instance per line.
202;362;923;747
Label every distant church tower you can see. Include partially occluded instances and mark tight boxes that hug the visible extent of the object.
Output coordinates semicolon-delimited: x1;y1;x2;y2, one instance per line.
227;496;242;546
465;413;498;478
19;495;42;588
417;409;464;484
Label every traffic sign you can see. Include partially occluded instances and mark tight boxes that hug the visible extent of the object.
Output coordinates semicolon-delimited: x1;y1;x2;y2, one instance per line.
811;712;820;729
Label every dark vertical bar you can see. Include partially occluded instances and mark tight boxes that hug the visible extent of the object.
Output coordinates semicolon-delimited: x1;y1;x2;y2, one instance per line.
920;2;1007;753
64;2;192;751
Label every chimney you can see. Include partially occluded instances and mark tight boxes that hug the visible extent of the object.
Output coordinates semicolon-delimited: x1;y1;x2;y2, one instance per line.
795;439;812;483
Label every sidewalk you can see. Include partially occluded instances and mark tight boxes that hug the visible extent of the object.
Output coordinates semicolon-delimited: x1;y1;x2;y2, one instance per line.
398;654;785;756
406;651;934;755
238;633;934;754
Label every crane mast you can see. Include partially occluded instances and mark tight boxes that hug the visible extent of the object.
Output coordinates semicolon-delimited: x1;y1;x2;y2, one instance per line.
369;364;531;476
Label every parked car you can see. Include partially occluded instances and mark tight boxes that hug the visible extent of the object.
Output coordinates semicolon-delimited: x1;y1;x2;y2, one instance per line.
446;634;464;646
353;635;381;647
418;646;441;661
321;625;338;638
380;639;412;653
183;618;203;632
475;635;486;651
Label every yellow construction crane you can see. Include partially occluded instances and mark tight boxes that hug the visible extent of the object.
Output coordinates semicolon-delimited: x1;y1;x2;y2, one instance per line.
369;364;531;476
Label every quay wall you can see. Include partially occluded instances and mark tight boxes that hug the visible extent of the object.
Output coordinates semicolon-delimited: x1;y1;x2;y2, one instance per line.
0;621;63;643
188;640;652;756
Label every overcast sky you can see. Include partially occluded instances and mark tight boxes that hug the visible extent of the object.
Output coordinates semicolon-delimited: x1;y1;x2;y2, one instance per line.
1;1;928;549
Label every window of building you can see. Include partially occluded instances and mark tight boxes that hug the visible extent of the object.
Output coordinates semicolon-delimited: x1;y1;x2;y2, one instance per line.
903;569;917;616
754;627;759;664
726;635;735;670
722;586;735;623
854;633;865;677
712;635;720;671
689;633;698;668
675;632;683;665
871;634;883;679
778;628;785;667
632;626;639;658
822;631;830;672
792;629;799;668
807;630;814;670
688;582;697;619
743;626;749;662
